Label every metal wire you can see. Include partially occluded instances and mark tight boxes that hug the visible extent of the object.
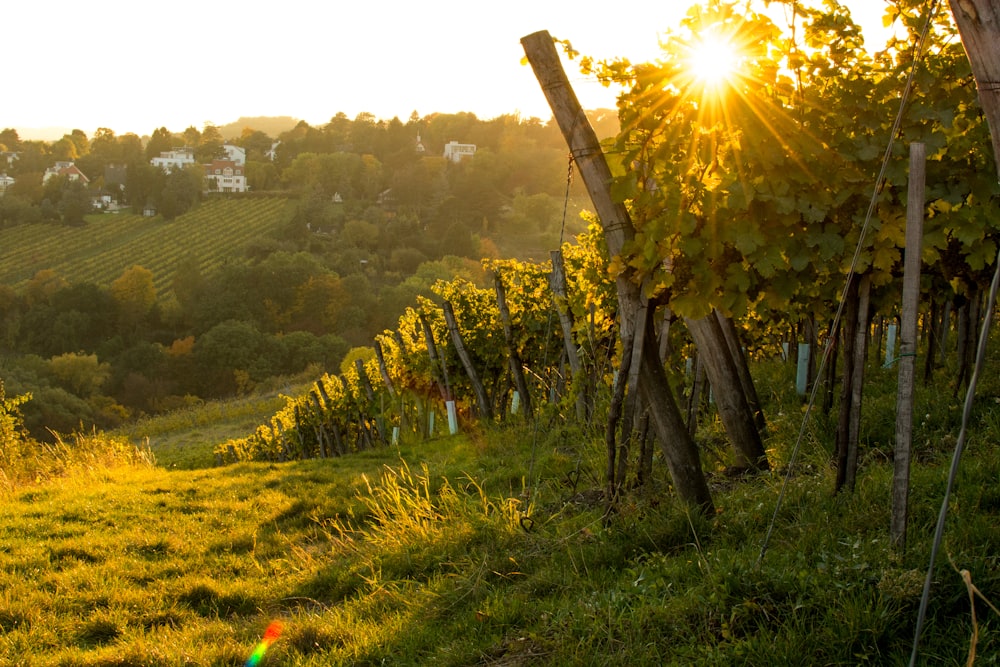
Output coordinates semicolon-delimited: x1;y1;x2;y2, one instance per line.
756;0;941;569
909;246;1000;665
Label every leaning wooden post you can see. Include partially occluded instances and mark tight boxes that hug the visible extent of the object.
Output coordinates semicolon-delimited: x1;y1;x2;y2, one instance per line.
307;394;328;458
355;358;386;446
443;299;493;421
494;273;534;419
418;311;450;401
686;314;769;472
373;340;396;399
549;250;587;420
891;142;925;550
522;30;713;513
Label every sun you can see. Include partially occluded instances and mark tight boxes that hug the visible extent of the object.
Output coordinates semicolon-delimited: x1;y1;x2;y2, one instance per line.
686;33;741;88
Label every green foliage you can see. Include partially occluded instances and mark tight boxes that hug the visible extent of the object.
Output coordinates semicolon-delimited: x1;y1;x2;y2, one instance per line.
0;381;31;456
594;0;994;332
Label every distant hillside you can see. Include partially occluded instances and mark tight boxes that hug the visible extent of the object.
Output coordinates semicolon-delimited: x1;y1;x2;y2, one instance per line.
0;197;293;299
217;116;303;140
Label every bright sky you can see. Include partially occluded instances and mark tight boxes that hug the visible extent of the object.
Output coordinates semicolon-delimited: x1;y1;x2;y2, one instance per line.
5;0;892;139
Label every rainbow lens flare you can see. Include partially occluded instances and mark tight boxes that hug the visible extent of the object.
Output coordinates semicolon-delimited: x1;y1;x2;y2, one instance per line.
245;620;283;666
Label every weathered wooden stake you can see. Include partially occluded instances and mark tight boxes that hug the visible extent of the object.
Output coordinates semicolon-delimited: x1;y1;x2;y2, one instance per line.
418;311;450;401
522;29;713;513
549;250;589;421
373;340;396;398
443;300;493;421
494;273;534;419
891;142;925;549
845;273;872;492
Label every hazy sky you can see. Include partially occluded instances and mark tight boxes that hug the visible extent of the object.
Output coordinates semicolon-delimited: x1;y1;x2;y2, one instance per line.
6;0;892;138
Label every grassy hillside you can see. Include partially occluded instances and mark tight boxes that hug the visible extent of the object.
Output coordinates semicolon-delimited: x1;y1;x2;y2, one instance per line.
0;197;292;299
2;361;999;665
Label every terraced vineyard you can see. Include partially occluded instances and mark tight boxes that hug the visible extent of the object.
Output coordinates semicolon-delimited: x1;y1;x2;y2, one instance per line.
0;197;293;299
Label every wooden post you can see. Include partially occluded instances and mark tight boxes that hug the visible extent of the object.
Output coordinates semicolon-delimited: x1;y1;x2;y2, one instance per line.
549;250;588;421
845;273;872;492
373;340;396;398
307;394;328;458
355;358;386;446
549;250;582;376
686;354;706;436
715;310;767;435
796;343;811;396
494;273;534;419
523;29;713;513
891;142;925;549
418;311;450;401
686;313;769;471
442;300;493;421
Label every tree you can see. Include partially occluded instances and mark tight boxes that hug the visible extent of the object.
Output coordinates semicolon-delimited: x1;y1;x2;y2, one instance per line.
0;381;32;454
145;127;175;160
58;179;92;226
124;162;163;209
193;320;275;395
182;126;202;147
111;265;157;335
24;270;68;307
48;352;110;397
238;128;274;161
0;128;21;152
157;164;202;220
196;123;226;162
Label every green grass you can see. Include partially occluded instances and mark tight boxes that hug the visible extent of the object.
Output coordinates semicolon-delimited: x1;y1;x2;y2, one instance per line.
113;388;300;469
2;359;999;665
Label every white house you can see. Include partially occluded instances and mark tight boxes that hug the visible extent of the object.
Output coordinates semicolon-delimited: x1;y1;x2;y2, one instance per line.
43;161;90;184
151;149;195;171
204;159;247;193
443;141;476;163
222;144;246;165
0;173;14;195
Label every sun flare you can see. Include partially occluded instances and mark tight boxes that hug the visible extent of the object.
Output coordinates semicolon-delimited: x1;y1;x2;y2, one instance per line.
686;33;740;87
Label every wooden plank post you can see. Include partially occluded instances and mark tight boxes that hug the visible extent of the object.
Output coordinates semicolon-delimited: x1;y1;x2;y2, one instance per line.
494;272;534;419
549;250;587;420
845;273;872;492
522;30;714;513
443;299;493;421
891;142;925;549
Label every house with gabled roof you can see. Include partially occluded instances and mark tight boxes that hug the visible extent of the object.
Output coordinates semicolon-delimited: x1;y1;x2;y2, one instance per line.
204;159;247;193
222;144;246;165
42;161;90;184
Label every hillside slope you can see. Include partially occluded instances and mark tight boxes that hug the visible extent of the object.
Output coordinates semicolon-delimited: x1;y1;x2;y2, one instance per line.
2;359;999;664
0;197;292;299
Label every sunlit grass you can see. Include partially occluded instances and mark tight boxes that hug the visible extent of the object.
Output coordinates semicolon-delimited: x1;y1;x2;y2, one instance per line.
2;356;999;664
